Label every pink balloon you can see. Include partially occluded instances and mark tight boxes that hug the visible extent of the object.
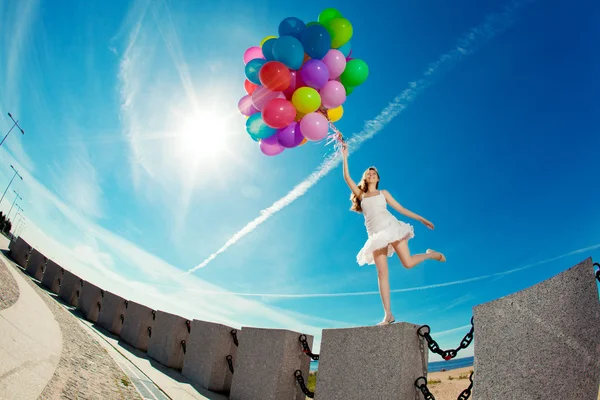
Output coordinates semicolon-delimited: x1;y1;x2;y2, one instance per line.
322;50;347;79
244;46;264;64
251;86;284;110
259;134;284;156
299;112;329;141
238;95;258;116
320;80;346;109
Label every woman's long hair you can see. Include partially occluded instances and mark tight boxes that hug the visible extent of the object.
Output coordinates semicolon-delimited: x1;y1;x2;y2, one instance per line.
350;167;380;213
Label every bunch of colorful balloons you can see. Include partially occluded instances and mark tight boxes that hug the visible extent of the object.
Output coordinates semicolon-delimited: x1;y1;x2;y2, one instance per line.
237;8;369;156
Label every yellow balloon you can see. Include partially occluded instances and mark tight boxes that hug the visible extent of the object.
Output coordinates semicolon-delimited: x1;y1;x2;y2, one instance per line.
327;106;344;122
295;111;306;122
260;36;277;47
299;137;308;146
292;87;321;114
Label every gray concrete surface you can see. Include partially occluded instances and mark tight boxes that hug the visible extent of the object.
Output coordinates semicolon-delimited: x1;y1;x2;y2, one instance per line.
97;290;127;336
8;236;31;269
473;257;600;400
77;280;103;323
147;310;191;370
58;269;81;307
24;248;46;281
314;322;428;400
121;300;155;352
229;327;313;400
41;259;63;294
182;320;238;394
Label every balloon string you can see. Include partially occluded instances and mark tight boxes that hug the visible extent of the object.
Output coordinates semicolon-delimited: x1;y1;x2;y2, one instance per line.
312;108;346;180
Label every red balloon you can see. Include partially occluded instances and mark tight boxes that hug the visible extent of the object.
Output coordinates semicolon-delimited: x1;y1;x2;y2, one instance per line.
245;79;258;95
259;61;291;92
262;98;297;129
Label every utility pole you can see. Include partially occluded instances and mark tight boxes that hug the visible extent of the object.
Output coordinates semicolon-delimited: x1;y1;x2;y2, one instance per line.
0;164;23;205
1;112;25;147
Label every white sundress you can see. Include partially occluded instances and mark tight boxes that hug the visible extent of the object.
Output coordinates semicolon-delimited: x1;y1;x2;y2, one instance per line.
356;191;415;266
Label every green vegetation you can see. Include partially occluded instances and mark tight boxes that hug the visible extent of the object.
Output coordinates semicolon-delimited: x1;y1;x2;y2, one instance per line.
427;378;442;384
307;371;317;392
121;376;131;387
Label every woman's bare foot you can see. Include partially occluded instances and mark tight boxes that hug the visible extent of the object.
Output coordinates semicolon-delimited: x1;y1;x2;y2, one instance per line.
376;315;396;326
426;249;446;262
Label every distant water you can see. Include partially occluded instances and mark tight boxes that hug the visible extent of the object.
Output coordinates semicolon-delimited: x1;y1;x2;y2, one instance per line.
310;356;474;373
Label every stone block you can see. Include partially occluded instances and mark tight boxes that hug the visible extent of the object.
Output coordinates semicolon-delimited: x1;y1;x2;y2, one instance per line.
96;291;127;336
120;300;154;352
58;270;82;307
229;327;313;400
147;310;191;370
473;257;600;400
182;320;238;393
76;281;103;323
25;248;47;281
8;236;31;268
314;322;428;400
41;260;63;294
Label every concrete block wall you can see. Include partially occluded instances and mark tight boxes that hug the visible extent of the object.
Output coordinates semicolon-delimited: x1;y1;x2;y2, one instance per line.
229;327;313;400
8;236;31;268
41;260;63;294
473;257;600;399
120;300;154;352
182;320;238;394
25;248;47;281
58;270;81;307
147;310;191;370
77;281;104;323
96;291;127;336
13;238;600;400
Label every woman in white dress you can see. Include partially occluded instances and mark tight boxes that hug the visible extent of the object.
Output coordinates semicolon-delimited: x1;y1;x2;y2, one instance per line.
341;144;446;326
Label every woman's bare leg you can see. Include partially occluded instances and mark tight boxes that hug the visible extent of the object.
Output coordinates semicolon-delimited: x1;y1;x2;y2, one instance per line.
373;248;395;324
391;239;445;269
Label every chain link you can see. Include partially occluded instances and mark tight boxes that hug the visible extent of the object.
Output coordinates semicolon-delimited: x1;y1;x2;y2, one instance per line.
414;377;435;400
299;334;319;360
594;263;599;282
226;355;234;374
417;317;474;360
294;370;314;398
231;329;239;346
457;371;474;400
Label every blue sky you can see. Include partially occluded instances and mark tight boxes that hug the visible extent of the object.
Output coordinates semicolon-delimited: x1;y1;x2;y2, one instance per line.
0;0;598;357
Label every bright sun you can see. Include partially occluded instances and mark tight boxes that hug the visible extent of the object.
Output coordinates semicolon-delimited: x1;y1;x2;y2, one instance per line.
176;112;230;164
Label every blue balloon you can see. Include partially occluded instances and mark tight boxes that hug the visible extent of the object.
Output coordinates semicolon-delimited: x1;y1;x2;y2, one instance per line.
278;17;306;39
246;113;277;140
300;24;331;60
272;36;305;70
245;59;266;85
338;41;352;58
262;38;277;61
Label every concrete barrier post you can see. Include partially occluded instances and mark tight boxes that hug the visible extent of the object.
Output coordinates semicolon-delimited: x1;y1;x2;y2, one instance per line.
120;301;154;352
229;328;313;400
76;281;103;323
147;310;191;370
8;236;31;268
58;270;82;307
25;248;47;281
97;291;127;336
314;322;428;400
473;257;600;399
41;260;63;294
181;320;238;393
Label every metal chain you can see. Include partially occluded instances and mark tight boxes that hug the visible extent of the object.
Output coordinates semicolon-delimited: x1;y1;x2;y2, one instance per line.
226;355;234;374
417;317;474;360
294;370;314;398
457;371;474;400
181;340;187;354
299;334;319;360
414;377;435;400
594;263;599;282
231;329;239;347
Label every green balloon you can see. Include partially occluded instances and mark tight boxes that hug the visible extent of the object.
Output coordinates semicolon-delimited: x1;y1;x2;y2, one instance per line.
340;59;369;87
318;8;342;25
344;85;355;95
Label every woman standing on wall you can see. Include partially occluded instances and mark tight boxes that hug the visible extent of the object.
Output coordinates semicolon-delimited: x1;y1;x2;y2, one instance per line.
341;144;446;325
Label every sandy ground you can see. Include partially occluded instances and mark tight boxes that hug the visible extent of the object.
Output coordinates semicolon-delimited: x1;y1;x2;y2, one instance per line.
426;367;474;400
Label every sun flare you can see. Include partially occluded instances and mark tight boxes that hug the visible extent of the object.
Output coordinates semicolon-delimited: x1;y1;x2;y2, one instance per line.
176;113;229;163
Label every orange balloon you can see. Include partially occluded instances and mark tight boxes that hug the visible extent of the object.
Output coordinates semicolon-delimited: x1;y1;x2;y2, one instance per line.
300;137;308;146
303;53;311;63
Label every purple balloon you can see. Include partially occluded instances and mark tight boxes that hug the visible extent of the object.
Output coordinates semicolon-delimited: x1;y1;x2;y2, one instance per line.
300;59;329;90
260;133;284;156
238;95;258;116
276;122;305;148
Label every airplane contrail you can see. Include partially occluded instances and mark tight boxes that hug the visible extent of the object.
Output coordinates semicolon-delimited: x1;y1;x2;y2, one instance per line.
176;241;598;297
186;0;536;274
